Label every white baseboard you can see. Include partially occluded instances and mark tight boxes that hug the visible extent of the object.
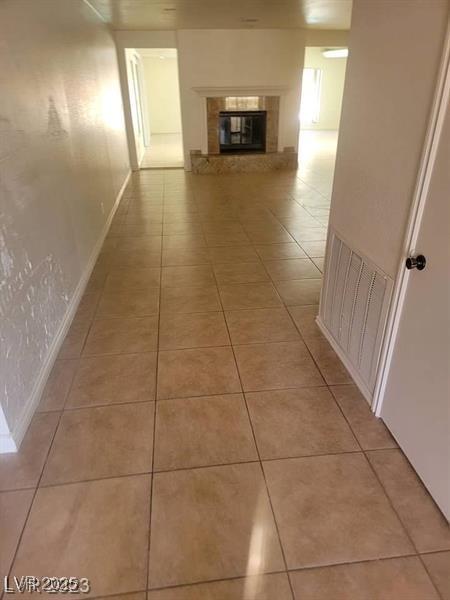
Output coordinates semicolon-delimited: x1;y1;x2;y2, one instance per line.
0;407;17;453
315;315;374;407
0;170;131;454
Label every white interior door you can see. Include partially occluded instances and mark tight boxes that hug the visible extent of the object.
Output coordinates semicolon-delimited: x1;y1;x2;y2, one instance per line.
379;60;450;519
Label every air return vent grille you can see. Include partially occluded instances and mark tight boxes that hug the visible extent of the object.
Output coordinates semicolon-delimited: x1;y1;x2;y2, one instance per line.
320;232;393;396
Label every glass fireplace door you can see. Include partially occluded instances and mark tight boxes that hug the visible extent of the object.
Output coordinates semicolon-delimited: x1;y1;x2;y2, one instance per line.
219;111;266;153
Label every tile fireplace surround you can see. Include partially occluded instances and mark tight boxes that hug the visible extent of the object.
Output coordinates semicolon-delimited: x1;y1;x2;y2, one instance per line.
191;94;298;174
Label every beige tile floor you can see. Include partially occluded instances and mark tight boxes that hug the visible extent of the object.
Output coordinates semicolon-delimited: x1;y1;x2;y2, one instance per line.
141;133;184;169
1;137;449;599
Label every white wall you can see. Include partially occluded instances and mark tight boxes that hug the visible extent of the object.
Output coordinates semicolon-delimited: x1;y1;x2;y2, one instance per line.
177;29;306;167
115;30;177;49
302;47;347;130
305;30;349;47
141;56;182;134
0;0;129;448
328;0;448;278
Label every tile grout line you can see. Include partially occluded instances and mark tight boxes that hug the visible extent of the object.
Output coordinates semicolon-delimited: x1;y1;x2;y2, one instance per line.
322;386;440;576
0;174;324;599
323;381;445;590
235;258;324;600
360;450;445;600
6;447;389;495
147;569;288;594
38;382;335;417
277;292;442;592
283;302;330;387
89;590;147;600
9;168;442;598
212;251;296;600
108;174;162;600
145;173;170;592
6;445;411;495
86;545;434;599
2;336;84;595
325;383;444;597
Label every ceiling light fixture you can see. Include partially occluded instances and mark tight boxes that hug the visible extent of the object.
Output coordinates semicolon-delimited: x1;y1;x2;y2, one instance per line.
322;48;348;59
163;7;176;11
241;17;259;23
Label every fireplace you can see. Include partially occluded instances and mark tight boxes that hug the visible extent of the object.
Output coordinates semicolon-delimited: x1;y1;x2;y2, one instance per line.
219;110;266;153
190;92;297;173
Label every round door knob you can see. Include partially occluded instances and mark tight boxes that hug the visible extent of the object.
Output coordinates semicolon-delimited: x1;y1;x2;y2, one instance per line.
406;254;427;271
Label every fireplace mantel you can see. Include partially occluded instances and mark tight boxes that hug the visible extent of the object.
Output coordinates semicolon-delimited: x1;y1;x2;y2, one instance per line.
191;86;297;172
192;85;290;97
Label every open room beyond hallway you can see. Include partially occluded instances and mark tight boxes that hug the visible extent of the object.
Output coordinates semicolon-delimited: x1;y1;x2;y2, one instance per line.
125;47;185;169
298;129;339;203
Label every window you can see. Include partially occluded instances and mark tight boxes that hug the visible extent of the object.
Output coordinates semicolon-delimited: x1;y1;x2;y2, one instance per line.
300;68;322;125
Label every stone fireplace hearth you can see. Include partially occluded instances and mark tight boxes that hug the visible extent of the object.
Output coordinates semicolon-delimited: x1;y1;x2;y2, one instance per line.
190;89;297;174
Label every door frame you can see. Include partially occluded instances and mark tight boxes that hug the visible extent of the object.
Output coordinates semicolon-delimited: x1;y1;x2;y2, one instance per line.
372;24;450;416
133;52;150;148
126;49;149;168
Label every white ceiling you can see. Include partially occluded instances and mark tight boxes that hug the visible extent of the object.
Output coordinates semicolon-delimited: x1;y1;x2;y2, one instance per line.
89;0;352;30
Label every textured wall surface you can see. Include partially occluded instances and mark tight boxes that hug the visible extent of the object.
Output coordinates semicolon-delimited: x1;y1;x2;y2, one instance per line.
0;0;129;436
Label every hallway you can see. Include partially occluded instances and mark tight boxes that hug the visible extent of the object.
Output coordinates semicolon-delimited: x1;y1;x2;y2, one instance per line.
1;164;449;598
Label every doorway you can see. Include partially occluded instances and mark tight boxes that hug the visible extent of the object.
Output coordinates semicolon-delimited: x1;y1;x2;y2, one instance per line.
297;47;348;209
125;47;184;169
